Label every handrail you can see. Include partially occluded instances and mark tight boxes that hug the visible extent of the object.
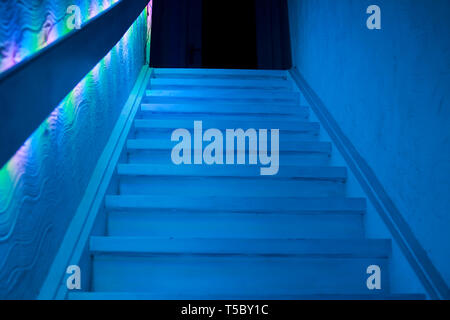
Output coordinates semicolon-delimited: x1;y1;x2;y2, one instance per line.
0;0;150;168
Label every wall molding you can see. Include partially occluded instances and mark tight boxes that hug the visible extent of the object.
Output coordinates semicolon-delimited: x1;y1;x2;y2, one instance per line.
289;68;449;300
0;0;150;169
38;66;152;300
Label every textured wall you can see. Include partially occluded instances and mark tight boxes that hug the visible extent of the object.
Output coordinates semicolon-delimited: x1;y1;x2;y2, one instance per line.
0;0;122;73
0;2;152;299
288;0;450;286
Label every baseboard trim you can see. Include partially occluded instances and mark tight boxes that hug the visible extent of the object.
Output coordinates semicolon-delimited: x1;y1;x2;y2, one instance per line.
289;68;449;300
38;66;152;300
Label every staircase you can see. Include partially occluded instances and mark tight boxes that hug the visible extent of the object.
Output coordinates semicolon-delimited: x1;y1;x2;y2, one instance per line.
68;69;424;300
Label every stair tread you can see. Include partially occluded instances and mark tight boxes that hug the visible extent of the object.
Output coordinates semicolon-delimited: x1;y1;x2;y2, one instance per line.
90;237;391;257
145;89;299;99
149;78;292;90
152;68;288;80
105;195;366;213
134;119;319;132
153;68;288;76
140;103;307;116
137;113;308;121
116;164;345;180
108;210;365;239
143;91;299;106
150;77;290;84
68;292;426;300
127;139;330;153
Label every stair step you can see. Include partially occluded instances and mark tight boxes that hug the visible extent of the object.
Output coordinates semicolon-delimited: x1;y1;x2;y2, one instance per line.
133;119;319;133
117;164;344;179
117;165;346;197
90;237;390;257
144;90;299;105
127;150;329;166
149;78;292;91
132;119;320;142
126;139;331;165
107;211;364;239
68;292;426;300
136;113;309;122
140;103;308;117
90;237;391;294
105;195;366;213
152;68;287;80
118;176;345;196
127;139;331;154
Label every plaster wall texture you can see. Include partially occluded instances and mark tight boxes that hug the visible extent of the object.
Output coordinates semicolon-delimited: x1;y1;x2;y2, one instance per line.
288;0;450;286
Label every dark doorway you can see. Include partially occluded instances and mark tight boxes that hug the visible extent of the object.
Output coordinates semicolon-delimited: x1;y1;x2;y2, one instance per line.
150;0;291;70
202;0;257;69
150;0;203;68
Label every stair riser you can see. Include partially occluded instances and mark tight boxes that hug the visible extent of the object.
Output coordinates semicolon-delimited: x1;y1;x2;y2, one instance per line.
153;74;288;80
152;71;287;80
127;139;330;155
92;255;390;295
149;78;292;90
105;196;367;214
126;150;330;166
145;97;299;106
147;90;299;98
107;211;364;239
132;130;320;142
134;118;316;129
149;84;292;91
140;104;308;117
152;69;287;78
130;134;324;147
136;113;310;123
119;177;346;197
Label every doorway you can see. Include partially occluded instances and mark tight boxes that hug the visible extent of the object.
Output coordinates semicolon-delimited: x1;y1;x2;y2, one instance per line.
202;0;257;69
150;0;291;69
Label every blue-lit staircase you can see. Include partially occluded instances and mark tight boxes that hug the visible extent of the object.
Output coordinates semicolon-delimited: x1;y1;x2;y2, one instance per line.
69;69;424;300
